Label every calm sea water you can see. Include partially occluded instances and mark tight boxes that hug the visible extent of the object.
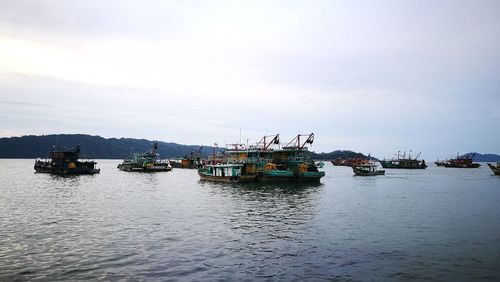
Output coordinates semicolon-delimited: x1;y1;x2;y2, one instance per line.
1;159;499;281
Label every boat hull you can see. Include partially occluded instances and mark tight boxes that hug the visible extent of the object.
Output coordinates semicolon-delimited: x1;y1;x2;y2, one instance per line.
487;163;500;175
442;163;481;168
353;170;385;176
199;171;325;183
380;161;427;169
198;172;257;183
117;164;172;172
34;161;100;175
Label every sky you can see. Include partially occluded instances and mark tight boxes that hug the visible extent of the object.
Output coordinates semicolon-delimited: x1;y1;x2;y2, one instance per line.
0;0;499;159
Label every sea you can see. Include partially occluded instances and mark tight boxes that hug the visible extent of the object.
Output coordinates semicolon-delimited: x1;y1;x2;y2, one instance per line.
1;159;499;281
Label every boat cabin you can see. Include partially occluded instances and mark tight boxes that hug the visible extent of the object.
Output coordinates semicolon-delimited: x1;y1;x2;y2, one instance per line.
205;164;243;177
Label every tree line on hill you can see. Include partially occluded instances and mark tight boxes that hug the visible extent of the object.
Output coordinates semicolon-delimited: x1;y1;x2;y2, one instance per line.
0;134;213;159
1;134;497;161
0;134;376;160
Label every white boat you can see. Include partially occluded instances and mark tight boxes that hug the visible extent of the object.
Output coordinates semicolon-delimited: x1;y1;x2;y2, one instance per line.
353;163;385;176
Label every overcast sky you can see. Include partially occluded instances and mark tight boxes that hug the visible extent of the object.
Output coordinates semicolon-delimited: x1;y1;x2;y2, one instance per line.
0;0;499;159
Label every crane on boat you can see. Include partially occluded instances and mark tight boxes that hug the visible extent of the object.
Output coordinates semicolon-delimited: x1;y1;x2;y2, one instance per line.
255;134;280;150
283;133;314;149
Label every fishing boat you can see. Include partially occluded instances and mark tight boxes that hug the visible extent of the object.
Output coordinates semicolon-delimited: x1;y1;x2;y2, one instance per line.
117;142;171;172
380;151;427;169
34;145;100;175
441;153;481;168
170;147;203;169
331;158;370;167
198;133;325;183
487;162;500;175
353;162;385;176
434;160;446;167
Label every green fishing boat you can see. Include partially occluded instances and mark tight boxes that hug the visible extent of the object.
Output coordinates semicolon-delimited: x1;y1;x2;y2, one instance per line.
117;142;171;172
198;133;325;183
353;162;385;176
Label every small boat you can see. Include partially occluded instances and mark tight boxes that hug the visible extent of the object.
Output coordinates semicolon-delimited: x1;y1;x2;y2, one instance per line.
353;163;385;176
316;161;325;168
380;151;427;169
34;145;100;175
487;162;500;175
117;142;171;172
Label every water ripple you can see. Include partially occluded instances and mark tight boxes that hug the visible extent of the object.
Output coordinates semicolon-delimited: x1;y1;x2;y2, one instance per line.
1;160;499;280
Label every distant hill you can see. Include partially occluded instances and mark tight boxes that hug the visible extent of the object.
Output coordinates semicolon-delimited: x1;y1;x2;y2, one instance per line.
0;134;377;161
461;152;500;162
307;150;376;161
0;134;216;159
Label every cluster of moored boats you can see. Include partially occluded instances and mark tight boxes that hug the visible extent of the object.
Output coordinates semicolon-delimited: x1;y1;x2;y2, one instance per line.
33;133;325;182
333;151;499;176
33;136;500;178
198;133;325;182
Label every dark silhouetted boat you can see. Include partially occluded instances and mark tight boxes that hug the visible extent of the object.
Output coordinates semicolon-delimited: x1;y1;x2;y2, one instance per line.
434;160;446;167
441;153;481;168
380;151;427;169
34;145;100;175
331;158;370;167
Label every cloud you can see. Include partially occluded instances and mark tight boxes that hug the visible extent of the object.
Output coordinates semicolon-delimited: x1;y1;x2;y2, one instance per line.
0;1;499;158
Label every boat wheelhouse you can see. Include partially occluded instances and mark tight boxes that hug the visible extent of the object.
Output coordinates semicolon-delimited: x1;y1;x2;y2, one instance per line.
198;163;257;182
